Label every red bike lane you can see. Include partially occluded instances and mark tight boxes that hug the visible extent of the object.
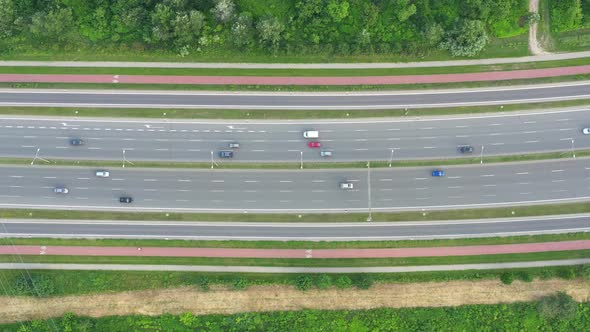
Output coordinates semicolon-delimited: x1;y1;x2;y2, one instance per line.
0;240;588;259
0;65;589;85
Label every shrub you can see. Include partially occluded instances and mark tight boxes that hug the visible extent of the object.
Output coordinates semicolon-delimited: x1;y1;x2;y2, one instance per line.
315;274;332;289
355;274;374;289
295;275;313;291
233;277;249;290
517;271;533;283
537;292;578;320
500;272;514;285
197;276;210;291
439;19;489;57
14;274;56;296
558;268;576;280
581;264;590;279
334;276;353;289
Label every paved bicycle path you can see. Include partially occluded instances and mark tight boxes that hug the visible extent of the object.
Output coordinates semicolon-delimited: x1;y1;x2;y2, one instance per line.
1;51;589;69
1;65;589;85
1;240;588;259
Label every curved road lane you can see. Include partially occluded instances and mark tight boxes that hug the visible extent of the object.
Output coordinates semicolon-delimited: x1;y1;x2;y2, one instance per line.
2;108;590;162
0;82;589;109
0;158;589;212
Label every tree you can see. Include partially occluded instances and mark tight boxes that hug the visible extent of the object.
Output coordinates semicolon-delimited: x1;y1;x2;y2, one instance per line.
29;8;78;44
172;10;205;46
231;12;254;48
439;19;488;57
423;23;444;46
0;0;16;38
111;0;148;42
537;292;578;320
550;0;583;32
257;16;284;50
149;3;174;44
391;0;417;23
212;0;235;23
327;0;350;23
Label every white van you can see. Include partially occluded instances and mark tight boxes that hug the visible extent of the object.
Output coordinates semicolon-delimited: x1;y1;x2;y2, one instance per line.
303;130;319;138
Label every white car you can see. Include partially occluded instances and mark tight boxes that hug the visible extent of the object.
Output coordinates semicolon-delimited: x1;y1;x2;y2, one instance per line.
340;182;354;190
583;128;590;135
53;187;69;194
95;170;110;178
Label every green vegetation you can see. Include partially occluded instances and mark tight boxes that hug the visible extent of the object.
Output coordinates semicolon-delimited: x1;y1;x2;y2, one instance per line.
1;98;589;120
4;232;590;250
1;265;588;298
544;0;590;51
3;199;590;223
3;296;589;331
0;249;587;267
0;0;530;62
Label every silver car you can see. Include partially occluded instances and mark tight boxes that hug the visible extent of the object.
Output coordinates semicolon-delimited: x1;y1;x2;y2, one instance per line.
95;170;110;178
340;182;354;190
320;150;333;157
53;187;69;194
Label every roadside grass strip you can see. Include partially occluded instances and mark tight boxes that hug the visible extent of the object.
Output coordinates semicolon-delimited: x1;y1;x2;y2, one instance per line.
0;99;589;119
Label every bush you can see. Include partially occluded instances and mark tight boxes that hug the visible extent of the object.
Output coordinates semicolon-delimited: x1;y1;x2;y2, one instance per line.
537;292;578;320
233;277;249;290
500;272;514;285
315;274;332;289
439;19;489;57
14;274;56;296
355;275;374;290
581;264;590;279
197;276;210;291
517;271;533;283
334;276;353;289
558;268;576;280
295;275;313;291
550;0;583;32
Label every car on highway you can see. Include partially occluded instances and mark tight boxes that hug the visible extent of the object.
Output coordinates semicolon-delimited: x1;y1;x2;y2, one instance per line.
95;170;110;178
228;142;240;149
459;145;474;154
219;150;234;158
69;138;85;146
119;196;133;203
53;187;69;194
320;150;333;157
303;130;319;138
431;170;446;177
308;141;321;148
583;128;590;135
340;182;354;190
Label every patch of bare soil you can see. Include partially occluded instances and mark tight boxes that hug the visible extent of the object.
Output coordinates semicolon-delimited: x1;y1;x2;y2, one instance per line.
1;279;589;324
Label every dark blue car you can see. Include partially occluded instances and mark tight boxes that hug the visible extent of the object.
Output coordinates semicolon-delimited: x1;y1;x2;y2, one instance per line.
431;170;445;177
219;150;234;158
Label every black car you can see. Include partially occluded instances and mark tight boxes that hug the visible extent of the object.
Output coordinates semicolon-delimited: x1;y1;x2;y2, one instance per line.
70;138;85;146
119;196;133;203
459;145;474;154
219;150;234;158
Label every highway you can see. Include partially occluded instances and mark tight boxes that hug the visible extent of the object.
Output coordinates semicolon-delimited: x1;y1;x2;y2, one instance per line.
0;158;588;212
1;215;590;240
2;108;590;162
0;82;589;110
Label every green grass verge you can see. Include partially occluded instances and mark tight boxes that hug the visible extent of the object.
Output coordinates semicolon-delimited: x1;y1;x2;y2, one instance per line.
3;200;590;223
1;99;589;120
4;232;589;250
8;148;589;170
4;73;590;92
1;57;589;77
0;250;588;267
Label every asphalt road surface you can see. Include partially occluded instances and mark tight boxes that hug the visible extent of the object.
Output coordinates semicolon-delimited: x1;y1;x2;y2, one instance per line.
1;215;590;240
2;108;590;162
0;82;589;109
0;158;588;212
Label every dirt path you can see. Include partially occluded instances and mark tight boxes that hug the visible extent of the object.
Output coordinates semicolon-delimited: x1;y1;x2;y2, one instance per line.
529;0;550;55
1;279;589;324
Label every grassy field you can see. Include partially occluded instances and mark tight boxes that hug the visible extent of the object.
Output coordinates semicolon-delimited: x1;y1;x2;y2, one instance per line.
1;99;589;120
0;250;588;267
2;57;589;77
4;232;589;250
2;200;590;223
4;73;590;92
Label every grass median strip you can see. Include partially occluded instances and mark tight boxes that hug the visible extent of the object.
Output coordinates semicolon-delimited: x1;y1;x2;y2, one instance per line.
6;149;589;170
2;58;590;76
1;100;589;119
0;250;588;267
4;233;590;250
3;200;590;223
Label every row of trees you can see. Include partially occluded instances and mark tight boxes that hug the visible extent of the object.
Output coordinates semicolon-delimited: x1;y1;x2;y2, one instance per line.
550;0;588;32
0;0;534;58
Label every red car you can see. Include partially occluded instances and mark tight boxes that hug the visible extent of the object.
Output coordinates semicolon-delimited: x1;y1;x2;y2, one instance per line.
308;141;321;148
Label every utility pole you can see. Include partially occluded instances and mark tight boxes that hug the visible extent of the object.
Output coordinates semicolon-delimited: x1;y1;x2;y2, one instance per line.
480;145;484;164
571;139;576;159
367;161;372;222
388;149;395;167
30;148;49;165
300;151;303;169
210;151;214;169
122;149;134;168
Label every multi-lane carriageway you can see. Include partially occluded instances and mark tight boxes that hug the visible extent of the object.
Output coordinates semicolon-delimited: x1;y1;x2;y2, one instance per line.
1;108;590;163
0;158;589;212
